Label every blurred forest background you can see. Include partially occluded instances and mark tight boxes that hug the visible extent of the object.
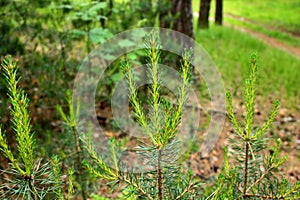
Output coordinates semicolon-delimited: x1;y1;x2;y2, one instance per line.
0;0;299;199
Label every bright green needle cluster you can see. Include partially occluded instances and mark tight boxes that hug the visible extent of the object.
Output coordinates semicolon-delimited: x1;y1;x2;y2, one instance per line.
0;56;34;177
226;54;279;141
122;31;192;148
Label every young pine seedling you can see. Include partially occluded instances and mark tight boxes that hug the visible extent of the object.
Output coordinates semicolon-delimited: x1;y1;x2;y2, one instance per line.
82;31;201;199
211;54;300;199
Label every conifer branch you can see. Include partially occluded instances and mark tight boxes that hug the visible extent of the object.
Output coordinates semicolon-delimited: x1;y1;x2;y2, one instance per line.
245;55;258;137
122;176;154;200
226;92;244;137
1;56;35;176
145;31;161;143
175;178;198;200
255;100;279;138
121;60;156;145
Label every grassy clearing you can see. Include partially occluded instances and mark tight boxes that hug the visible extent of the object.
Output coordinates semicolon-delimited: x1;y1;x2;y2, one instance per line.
195;25;300;108
192;0;300;108
223;0;300;34
193;0;300;48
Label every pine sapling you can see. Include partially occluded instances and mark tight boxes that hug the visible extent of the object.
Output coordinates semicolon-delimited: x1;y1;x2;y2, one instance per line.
214;54;300;199
82;31;200;199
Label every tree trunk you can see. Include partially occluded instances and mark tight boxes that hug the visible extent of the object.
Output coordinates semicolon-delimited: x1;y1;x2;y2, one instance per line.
173;0;194;39
158;0;194;72
215;0;223;25
158;0;194;39
198;0;211;29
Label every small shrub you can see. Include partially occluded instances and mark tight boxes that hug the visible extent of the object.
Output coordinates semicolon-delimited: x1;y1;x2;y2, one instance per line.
211;54;300;199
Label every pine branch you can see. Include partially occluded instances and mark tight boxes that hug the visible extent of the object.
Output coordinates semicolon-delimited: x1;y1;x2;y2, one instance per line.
145;31;161;142
71;125;87;200
245;55;258;138
226;92;244;137
1;56;35;176
121;60;156;145
175;177;198;200
246;167;271;194
122;176;155;200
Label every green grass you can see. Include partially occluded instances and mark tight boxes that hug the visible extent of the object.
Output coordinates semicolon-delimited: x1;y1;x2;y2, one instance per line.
223;0;300;34
195;25;300;108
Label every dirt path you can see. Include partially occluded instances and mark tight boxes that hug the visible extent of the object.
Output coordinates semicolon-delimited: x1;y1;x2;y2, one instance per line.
224;14;300;60
225;13;300;38
228;24;300;60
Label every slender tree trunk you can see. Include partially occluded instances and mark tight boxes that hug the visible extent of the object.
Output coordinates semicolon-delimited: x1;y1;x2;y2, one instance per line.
158;0;194;39
198;0;211;29
215;0;223;25
184;0;194;39
172;0;194;39
158;0;194;71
